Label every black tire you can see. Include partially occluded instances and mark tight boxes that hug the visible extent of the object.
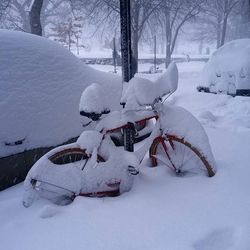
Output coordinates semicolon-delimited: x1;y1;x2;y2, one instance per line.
149;135;215;177
48;147;104;165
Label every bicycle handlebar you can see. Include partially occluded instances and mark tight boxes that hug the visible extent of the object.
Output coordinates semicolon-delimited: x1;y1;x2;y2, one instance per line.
122;96;164;113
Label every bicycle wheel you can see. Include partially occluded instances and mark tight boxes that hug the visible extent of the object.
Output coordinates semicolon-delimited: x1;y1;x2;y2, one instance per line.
48;147;104;165
149;135;215;177
32;146;122;201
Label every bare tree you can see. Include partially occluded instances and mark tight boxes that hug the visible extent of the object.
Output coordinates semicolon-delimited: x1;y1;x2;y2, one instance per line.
1;0;66;34
127;0;162;74
229;0;250;39
42;0;68;35
51;14;84;52
155;0;204;67
29;0;44;35
196;0;241;48
0;0;10;20
216;0;241;46
70;0;162;75
2;0;31;31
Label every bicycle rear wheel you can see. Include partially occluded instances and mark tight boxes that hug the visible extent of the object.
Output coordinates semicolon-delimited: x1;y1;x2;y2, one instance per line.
149;135;215;177
48;147;104;165
30;146;122;202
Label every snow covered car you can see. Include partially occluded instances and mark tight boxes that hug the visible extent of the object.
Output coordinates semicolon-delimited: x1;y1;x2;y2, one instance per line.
199;39;250;96
0;30;122;190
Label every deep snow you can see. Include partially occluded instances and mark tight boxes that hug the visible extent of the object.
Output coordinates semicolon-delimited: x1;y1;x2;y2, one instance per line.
1;62;250;249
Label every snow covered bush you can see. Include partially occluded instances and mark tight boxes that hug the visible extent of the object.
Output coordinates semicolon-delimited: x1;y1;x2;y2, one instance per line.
202;39;250;96
0;30;121;158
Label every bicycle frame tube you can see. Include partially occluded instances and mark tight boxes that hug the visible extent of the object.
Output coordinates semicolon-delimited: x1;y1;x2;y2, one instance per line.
151;135;177;172
105;114;158;133
134;118;162;163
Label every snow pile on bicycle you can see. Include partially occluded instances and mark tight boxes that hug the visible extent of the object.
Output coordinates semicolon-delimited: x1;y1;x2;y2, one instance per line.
23;62;216;207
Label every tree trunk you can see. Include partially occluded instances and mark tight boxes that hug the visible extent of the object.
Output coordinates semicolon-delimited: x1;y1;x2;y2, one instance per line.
154;35;157;72
131;29;138;76
165;7;171;68
216;15;222;48
131;0;140;76
198;38;204;54
29;0;43;36
20;9;30;32
220;0;229;47
76;37;79;55
68;31;71;51
23;15;31;32
161;35;165;54
220;16;228;47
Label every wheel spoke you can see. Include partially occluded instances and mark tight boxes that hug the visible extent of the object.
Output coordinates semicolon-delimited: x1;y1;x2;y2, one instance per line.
154;153;173;170
157;141;176;171
153;136;215;177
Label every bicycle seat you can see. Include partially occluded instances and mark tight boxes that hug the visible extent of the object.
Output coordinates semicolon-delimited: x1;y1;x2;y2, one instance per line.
79;83;111;121
80;110;110;121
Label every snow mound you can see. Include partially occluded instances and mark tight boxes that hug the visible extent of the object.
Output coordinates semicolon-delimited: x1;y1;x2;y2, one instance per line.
123;62;178;109
161;104;216;169
0;30;121;157
202;39;250;93
79;83;118;114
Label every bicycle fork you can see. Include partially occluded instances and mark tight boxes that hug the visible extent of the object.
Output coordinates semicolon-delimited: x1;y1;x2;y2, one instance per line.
157;136;180;173
147;119;179;173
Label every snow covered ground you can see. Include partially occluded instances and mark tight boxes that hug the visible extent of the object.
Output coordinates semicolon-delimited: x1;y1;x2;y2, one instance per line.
71;48;210;60
1;62;250;250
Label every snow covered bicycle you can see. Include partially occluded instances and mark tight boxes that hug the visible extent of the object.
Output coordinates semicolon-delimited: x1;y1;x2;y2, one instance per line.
23;63;216;207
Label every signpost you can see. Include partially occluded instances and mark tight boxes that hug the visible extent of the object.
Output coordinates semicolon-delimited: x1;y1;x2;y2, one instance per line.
113;37;117;73
119;0;135;152
154;35;157;73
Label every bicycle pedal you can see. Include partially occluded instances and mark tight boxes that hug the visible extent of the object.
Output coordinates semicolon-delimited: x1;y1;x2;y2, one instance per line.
128;166;139;175
106;179;121;188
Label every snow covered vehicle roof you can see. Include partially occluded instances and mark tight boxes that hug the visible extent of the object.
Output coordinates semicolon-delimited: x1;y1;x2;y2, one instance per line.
0;30;121;158
202;39;250;95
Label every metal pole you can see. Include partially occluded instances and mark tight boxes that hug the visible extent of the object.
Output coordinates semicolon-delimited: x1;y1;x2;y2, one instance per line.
119;0;134;152
154;35;157;73
113;37;117;73
120;0;133;82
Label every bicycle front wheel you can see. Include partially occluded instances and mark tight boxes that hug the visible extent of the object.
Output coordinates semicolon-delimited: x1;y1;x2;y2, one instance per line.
149;135;215;177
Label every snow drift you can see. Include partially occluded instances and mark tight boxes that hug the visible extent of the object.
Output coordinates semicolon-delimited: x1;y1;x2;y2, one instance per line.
0;30;122;158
